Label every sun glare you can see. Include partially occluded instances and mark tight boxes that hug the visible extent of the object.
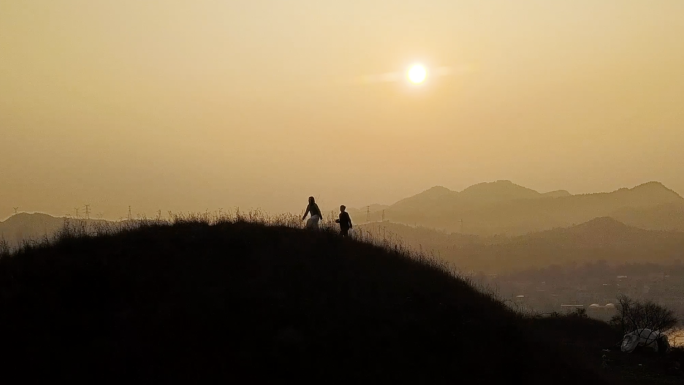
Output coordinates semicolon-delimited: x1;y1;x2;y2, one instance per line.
408;65;427;84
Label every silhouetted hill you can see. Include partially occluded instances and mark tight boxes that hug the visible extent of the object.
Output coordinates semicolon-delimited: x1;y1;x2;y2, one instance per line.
346;204;391;221
359;218;684;274
459;180;543;203
0;213;112;248
391;185;454;210
0;220;619;384
0;213;66;246
609;203;684;232
359;181;684;235
543;190;572;198
390;181;547;212
498;217;684;260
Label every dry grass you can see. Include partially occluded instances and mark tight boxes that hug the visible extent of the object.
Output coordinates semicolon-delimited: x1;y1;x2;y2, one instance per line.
0;212;680;384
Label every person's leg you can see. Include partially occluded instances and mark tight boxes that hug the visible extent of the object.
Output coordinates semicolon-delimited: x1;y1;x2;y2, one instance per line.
340;228;348;237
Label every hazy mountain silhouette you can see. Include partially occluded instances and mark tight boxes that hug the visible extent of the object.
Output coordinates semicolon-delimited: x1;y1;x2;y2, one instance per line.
390;185;454;210
359;217;684;274
0;213;68;245
470;217;684;272
459;180;544;203
508;216;684;252
608;202;684;232
0;213;112;248
355;181;684;236
543;190;572;198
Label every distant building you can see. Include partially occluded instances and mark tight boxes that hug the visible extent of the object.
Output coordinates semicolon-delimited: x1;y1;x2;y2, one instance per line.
586;303;618;321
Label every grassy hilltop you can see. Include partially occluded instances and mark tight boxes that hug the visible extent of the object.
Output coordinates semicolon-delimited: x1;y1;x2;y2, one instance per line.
0;216;680;383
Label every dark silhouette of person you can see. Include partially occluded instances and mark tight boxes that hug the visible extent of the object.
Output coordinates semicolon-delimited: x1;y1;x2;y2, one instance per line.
335;205;353;236
302;196;322;229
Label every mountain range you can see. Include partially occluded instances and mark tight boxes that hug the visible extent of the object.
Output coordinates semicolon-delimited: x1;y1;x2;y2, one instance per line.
4;180;684;273
349;180;684;236
358;217;684;274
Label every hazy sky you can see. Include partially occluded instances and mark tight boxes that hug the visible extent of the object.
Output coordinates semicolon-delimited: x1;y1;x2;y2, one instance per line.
2;0;683;220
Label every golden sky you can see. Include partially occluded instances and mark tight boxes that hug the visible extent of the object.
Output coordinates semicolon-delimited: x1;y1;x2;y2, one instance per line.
2;0;684;219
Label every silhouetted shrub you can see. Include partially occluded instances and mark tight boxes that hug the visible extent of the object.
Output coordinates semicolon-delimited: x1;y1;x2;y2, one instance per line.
610;294;679;334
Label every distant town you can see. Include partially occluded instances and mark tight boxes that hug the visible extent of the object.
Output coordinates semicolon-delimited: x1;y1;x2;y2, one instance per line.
486;265;684;345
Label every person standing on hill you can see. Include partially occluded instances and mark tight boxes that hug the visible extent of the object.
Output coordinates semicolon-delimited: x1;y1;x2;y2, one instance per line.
302;196;322;230
335;205;353;237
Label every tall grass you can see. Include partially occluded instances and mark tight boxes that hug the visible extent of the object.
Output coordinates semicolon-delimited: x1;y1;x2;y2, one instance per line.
2;207;664;384
2;208;515;309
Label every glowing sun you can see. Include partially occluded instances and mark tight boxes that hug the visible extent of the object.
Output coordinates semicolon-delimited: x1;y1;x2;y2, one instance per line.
408;65;427;84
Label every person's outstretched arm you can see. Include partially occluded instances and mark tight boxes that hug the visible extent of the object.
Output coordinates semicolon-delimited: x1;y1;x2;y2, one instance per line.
348;214;353;229
302;205;310;220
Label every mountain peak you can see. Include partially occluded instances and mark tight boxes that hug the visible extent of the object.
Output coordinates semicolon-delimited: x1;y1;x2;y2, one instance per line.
425;185;451;193
409;186;453;199
630;181;681;196
459;180;541;202
543;190;572;198
2;212;58;225
391;185;454;209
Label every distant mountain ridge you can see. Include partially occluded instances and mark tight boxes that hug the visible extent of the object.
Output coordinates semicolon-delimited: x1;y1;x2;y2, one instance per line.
385;180;571;214
0;213;113;248
5;205;684;275
358;217;684;273
351;181;684;235
459;180;544;203
4;181;683;249
0;213;67;245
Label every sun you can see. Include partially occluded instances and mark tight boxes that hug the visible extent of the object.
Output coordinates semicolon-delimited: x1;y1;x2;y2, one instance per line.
408;65;427;84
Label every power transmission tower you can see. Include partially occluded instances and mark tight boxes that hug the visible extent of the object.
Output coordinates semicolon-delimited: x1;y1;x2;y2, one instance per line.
128;206;132;221
84;204;91;220
366;206;370;222
13;207;18;215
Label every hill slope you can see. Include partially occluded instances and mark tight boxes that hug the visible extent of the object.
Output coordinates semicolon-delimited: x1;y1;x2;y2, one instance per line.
0;221;613;384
